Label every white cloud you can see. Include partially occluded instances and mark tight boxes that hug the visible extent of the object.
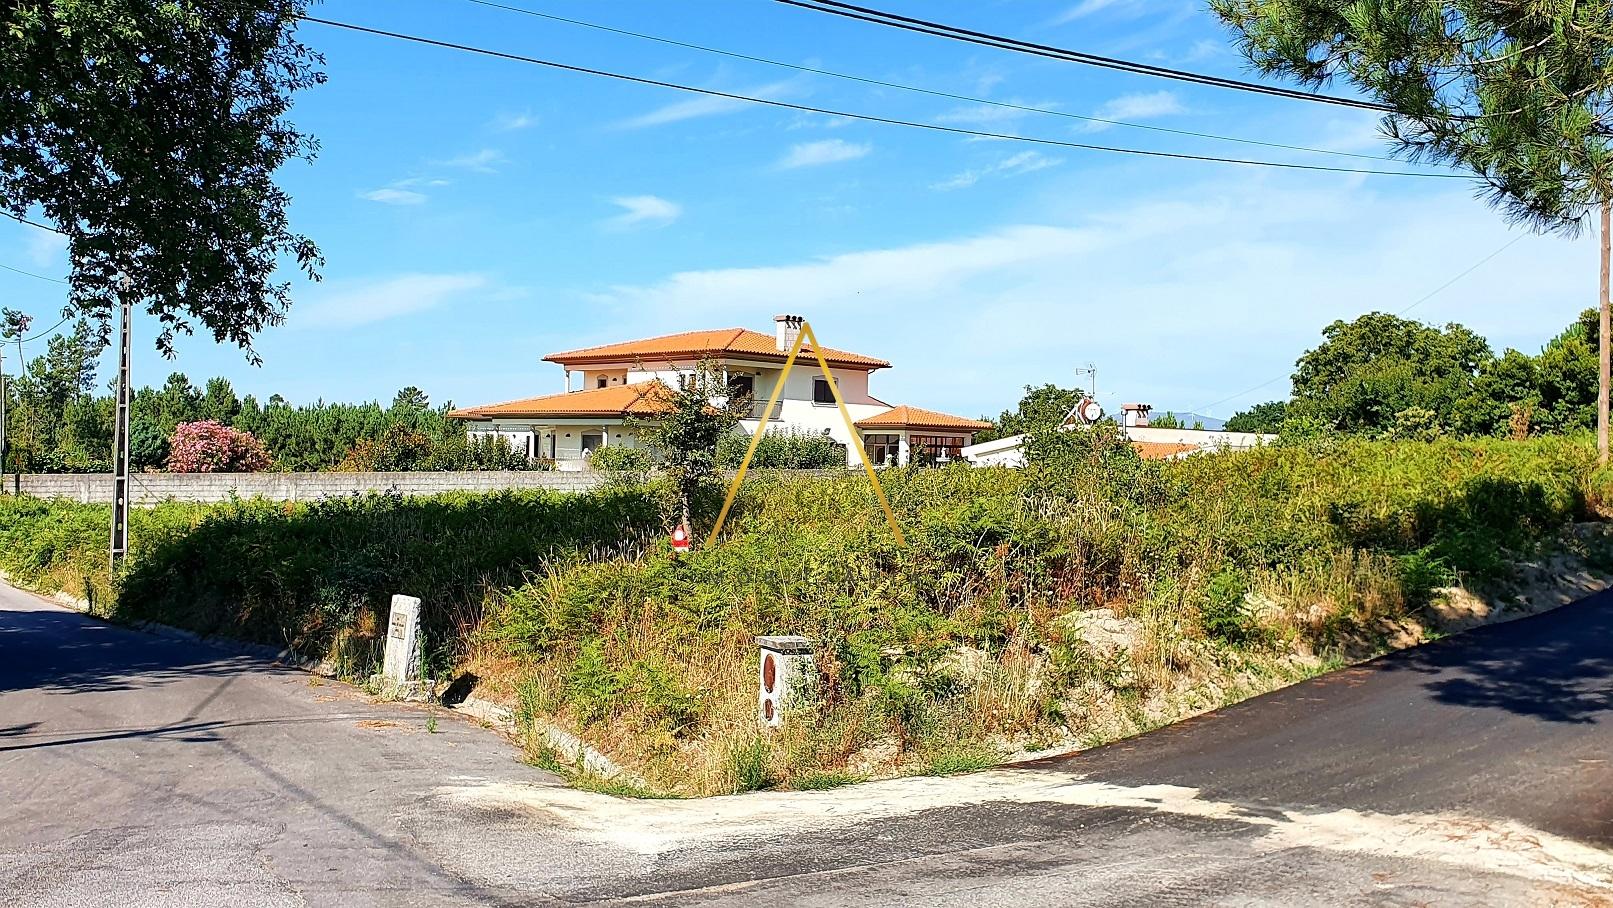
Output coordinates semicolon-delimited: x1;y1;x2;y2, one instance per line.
776;139;872;170
297;274;489;329
616;78;797;129
582;179;1590;419
1087;91;1186;130
1052;0;1131;23
361;188;427;206
23;227;67;267
490;111;538;131
603;195;683;231
933;151;1061;190
437;148;507;173
935;100;1052;127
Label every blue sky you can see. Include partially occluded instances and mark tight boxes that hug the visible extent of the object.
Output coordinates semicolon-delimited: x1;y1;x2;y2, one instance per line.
0;0;1599;420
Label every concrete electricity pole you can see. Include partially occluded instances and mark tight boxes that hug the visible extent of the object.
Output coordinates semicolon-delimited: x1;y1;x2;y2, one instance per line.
0;344;7;490
110;276;132;570
1601;200;1610;466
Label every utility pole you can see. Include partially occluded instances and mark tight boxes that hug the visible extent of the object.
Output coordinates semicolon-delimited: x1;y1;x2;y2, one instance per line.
1601;200;1610;466
0;343;7;492
110;276;132;571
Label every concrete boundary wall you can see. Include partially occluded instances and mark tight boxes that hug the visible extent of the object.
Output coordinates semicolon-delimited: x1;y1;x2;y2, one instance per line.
3;471;607;505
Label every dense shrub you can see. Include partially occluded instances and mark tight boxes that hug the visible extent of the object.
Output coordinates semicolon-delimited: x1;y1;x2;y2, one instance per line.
589;445;654;472
716;428;847;469
338;426;540;472
166;420;271;473
0;487;660;664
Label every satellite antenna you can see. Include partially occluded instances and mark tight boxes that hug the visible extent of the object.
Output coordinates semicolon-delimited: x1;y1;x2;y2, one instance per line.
1060;363;1103;426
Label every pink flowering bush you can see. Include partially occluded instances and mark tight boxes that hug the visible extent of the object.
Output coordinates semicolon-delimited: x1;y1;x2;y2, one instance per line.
165;420;272;473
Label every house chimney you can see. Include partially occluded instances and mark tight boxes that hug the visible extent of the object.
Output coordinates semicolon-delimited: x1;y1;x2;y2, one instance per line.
774;314;804;352
1121;403;1152;428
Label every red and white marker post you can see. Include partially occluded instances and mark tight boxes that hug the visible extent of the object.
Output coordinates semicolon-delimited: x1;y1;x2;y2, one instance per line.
670;524;691;556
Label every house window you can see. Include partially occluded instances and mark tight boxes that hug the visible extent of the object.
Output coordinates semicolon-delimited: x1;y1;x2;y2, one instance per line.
813;378;835;405
864;433;900;467
910;435;964;465
728;374;754;398
597;377;608;389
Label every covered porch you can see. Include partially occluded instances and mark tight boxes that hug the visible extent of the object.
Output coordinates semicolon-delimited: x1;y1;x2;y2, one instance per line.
854;406;993;467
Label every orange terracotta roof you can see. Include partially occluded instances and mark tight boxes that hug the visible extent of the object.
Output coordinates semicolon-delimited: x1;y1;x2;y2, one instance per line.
1131;441;1200;460
855;405;992;432
449;380;674;420
543;328;890;371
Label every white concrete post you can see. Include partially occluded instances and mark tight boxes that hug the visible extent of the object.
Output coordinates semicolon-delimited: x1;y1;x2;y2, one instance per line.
382;594;422;689
757;635;816;728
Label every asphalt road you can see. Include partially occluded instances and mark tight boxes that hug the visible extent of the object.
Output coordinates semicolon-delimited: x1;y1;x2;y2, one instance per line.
2;579;1611;907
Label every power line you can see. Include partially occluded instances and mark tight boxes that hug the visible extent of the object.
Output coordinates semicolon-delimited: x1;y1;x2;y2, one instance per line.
772;0;1394;114
0;261;68;285
460;0;1408;164
1191;234;1527;415
300;16;1468;180
0;210;61;233
1395;234;1525;315
19;313;74;343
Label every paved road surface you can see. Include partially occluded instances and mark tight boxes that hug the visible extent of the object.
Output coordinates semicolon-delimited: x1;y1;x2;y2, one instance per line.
2;579;1610;906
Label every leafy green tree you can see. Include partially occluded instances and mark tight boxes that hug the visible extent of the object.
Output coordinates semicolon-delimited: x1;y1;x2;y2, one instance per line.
1225;400;1286;433
976;383;1086;443
1151;412;1184;429
1458;349;1542;436
1288;312;1491;434
1211;1;1613;454
636;366;749;533
2;0;325;359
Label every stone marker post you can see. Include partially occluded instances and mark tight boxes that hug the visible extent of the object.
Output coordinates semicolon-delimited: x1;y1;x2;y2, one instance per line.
380;594;423;699
757;635;816;728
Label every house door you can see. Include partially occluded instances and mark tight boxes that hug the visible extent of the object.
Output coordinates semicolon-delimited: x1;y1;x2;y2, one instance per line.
581;433;604;457
864;434;900;467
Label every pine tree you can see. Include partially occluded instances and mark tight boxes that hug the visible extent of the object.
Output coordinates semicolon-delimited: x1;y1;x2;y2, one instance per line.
1212;1;1613;458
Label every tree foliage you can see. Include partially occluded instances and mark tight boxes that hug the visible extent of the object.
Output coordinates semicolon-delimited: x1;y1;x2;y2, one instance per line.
1225;400;1287;433
1;0;325;357
1288;312;1493;433
975;383;1086;443
635;365;749;526
1211;0;1613;233
1274;309;1596;438
0;323;528;473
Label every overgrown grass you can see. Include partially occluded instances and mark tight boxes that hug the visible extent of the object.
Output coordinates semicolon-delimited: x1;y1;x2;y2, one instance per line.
1;436;1600;797
0;488;659;668
477;436;1601;795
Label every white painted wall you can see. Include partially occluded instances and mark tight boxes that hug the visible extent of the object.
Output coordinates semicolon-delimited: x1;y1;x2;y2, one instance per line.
1124;426;1275;450
960;434;1028;467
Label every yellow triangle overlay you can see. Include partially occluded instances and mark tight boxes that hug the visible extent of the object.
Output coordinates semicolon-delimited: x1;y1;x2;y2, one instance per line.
707;321;906;547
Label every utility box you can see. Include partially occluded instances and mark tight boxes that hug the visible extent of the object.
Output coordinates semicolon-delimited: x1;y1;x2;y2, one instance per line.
381;594;422;688
757;635;816;728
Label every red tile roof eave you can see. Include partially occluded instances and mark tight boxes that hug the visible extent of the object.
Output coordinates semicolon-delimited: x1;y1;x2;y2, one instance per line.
543;350;890;371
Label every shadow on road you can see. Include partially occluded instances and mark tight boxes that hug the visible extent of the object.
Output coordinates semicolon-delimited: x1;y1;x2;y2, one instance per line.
1379;588;1613;724
0;601;274;696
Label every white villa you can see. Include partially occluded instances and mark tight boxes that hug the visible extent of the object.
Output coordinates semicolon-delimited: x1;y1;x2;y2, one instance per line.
450;314;991;469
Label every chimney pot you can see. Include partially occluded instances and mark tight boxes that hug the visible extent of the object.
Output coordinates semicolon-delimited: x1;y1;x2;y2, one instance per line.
773;314;804;352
